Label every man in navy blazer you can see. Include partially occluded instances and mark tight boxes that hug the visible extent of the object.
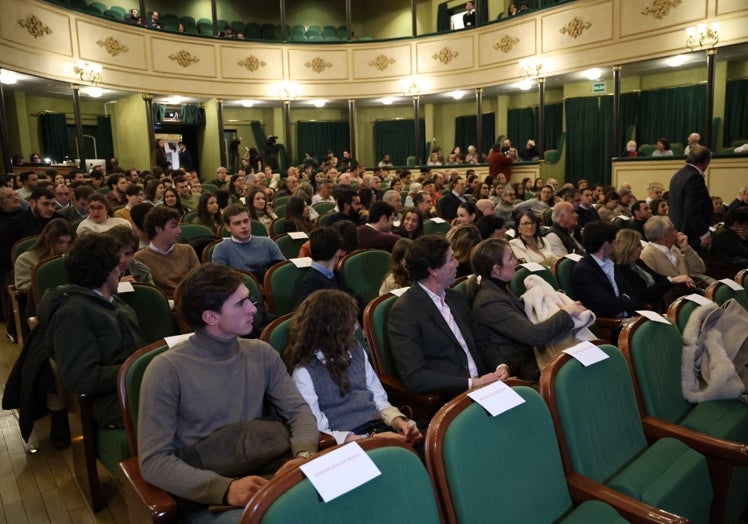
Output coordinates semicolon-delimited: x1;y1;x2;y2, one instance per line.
668;145;713;250
388;235;509;398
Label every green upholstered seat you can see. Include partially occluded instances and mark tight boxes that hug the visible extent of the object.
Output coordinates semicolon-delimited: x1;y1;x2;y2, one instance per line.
542;345;713;523
638;144;656;157
118;283;176;343
263;260;309;315
270;217;287;237
542;207;554;226
312;201;335;215
236;269;262;303
620;317;748;523
273;195;291;208
274;233;306;259
338;249;391;306
32;255;66;305
182;210;198;223
426;385;626;523
317;211;337;226
552;256;577;298
11;235;38;264
423;218;451;236
251;219;269;237
509;264;558;296
666;295;700;332
177;223;216;243
241;440;440;523
273;204;287;218
260;313;292;355
201;183;218;195
706;280;748;310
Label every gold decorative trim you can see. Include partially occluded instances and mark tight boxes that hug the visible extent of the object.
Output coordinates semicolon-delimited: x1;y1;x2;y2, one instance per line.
17;14;53;39
493;35;520;53
238;55;267;72
559;17;592;39
169;50;200;68
641;0;682;20
96;37;129;57
305;57;332;73
368;55;396;71
432;47;459;65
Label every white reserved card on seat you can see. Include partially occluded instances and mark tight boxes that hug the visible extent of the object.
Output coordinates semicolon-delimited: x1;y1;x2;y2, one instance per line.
563;341;609;367
290;257;313;268
299;442;381;503
684;293;712;306
165;333;192;348
117;281;135;294
520;262;545;272
468;380;525;417
564;253;583;262
719;278;744;291
430;217;447;223
506;229;516;238
636;310;671;324
390;287;409;297
287;231;309;240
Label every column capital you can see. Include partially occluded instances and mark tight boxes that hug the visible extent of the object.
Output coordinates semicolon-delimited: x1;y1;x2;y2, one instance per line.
612;65;622;72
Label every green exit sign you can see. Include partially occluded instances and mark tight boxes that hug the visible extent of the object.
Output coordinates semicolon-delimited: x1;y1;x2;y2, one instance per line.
592;82;606;93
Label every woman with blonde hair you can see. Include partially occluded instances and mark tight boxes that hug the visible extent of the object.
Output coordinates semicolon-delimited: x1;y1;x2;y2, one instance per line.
285;290;422;446
447;223;482;278
15;218;76;291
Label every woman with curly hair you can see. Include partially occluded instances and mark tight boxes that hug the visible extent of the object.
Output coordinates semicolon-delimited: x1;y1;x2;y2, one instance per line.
246;187;277;234
285;289;422;445
193;193;223;234
379;237;413;295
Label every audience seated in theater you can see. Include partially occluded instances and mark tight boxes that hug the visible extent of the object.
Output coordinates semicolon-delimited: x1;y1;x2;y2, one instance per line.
440;178;467;220
447;223;482;278
544;202;585;257
326;189;365;226
297;219;357;259
623;200;652;240
105;173;129;208
651;138;673;157
14;218;75;293
514;184;554;218
129;201;153;249
211;204;285;282
138;264;318;522
475;215;507;240
494;186;517;228
470;238;587;382
640;216;714;289
454;201;481;226
379;238;413;295
612;229;695;313
645;182;664;204
133;206;200;299
192;193;223;235
58;185;93;222
77;194;131;236
357;201;399;251
143;179;164;206
113;184;145;226
381;190;403;223
161;187;190;217
596;190;622;223
286;290;422;446
571;221;643;318
388;235;509;398
650;197;669;217
393;207;424;240
710;206;748;267
294;226;359;309
509;209;556;265
246;187;277;235
106;225;154;285
725;186;748;215
617;188;636;218
283;196;315;235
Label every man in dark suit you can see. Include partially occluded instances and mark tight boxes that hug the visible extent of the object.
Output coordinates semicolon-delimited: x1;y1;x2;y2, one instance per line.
571;221;643;319
439;178;467;220
462;1;476;27
177;142;195;172
668;145;713;251
388;235;509;398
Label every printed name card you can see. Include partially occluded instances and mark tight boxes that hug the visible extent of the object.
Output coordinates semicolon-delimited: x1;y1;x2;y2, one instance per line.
390;287;409;297
505;229;516;238
117;281;135;294
430;217;447;224
719;278;744;291
287;231;309;240
636;310;671;324
290;257;313;268
684;293;712;306
165;333;192;348
615;215;630;221
563;341;609;366
564;253;583;262
299;442;381;503
467;380;525;417
520;262;545;272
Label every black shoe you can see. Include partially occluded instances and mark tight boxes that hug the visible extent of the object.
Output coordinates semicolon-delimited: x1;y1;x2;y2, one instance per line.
49;410;71;450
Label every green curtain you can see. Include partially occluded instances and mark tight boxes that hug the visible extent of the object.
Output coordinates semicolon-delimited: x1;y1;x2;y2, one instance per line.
374;119;425;165
507;107;536;150
724;79;748;147
437;2;450;32
96;115;114;161
638;85;705;146
544;102;563;152
454;113;495;155
565;97;603;185
599;96;614;185
477;0;488;24
619;92;639;154
152;103;166;123
180;105;206;125
250;120;266;149
297;121;349;161
39;113;71;163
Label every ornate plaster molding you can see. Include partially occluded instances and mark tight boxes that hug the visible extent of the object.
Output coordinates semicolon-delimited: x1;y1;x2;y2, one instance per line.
559;17;592;39
368;54;396;71
17;14;53;39
305;57;332;73
493;35;520;53
641;0;682;20
169;50;199;68
97;37;129;57
238;55;267;72
432;47;459;64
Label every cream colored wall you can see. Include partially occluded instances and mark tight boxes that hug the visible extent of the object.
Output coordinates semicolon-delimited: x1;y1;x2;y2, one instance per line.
110;93;150;171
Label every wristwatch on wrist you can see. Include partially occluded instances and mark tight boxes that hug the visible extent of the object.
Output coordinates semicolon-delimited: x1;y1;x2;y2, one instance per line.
295;450;315;459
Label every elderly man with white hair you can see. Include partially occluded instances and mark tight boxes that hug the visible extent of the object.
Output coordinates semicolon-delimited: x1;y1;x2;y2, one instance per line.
640;215;713;288
684;132;700;156
545;202;585;257
382;189;403;222
475;199;495;217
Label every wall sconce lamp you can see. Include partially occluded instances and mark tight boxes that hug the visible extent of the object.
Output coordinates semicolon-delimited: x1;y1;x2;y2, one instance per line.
685;22;719;51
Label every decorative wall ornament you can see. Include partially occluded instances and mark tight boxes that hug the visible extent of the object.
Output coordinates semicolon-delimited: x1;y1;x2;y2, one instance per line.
169;50;200;68
368;55;396;71
432;47;459;64
493;35;520;53
559;17;592;39
641;0;682;20
17;14;53;39
238;55;267;72
96;37;129;57
305;57;332;73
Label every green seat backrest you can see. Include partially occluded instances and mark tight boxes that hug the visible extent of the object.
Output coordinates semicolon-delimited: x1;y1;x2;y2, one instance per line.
274;195;291;208
265;261;309;315
340;250;391;306
182;211;198;224
712;284;748;310
317;211;337;226
369;294;399;377
201;183;218;195
273;205;287;218
542;207;553;227
274;234;306;259
440;387;575;522
257;446;440;523
312;201;335;215
627;319;692;424
510;266;558;296
125;344;169;433
553;345;648;483
271;217;287;236
554;257;576;298
673;299;699;332
435;195;447;217
33;256;66;304
239;270;262;302
638;144;656;157
264;314;293;356
12;235;39;263
178;223;216;243
251;219;269;237
423;219;451;236
119;284;176;344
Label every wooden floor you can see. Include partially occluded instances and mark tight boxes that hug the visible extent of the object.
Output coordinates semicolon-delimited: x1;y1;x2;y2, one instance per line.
0;321;129;524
